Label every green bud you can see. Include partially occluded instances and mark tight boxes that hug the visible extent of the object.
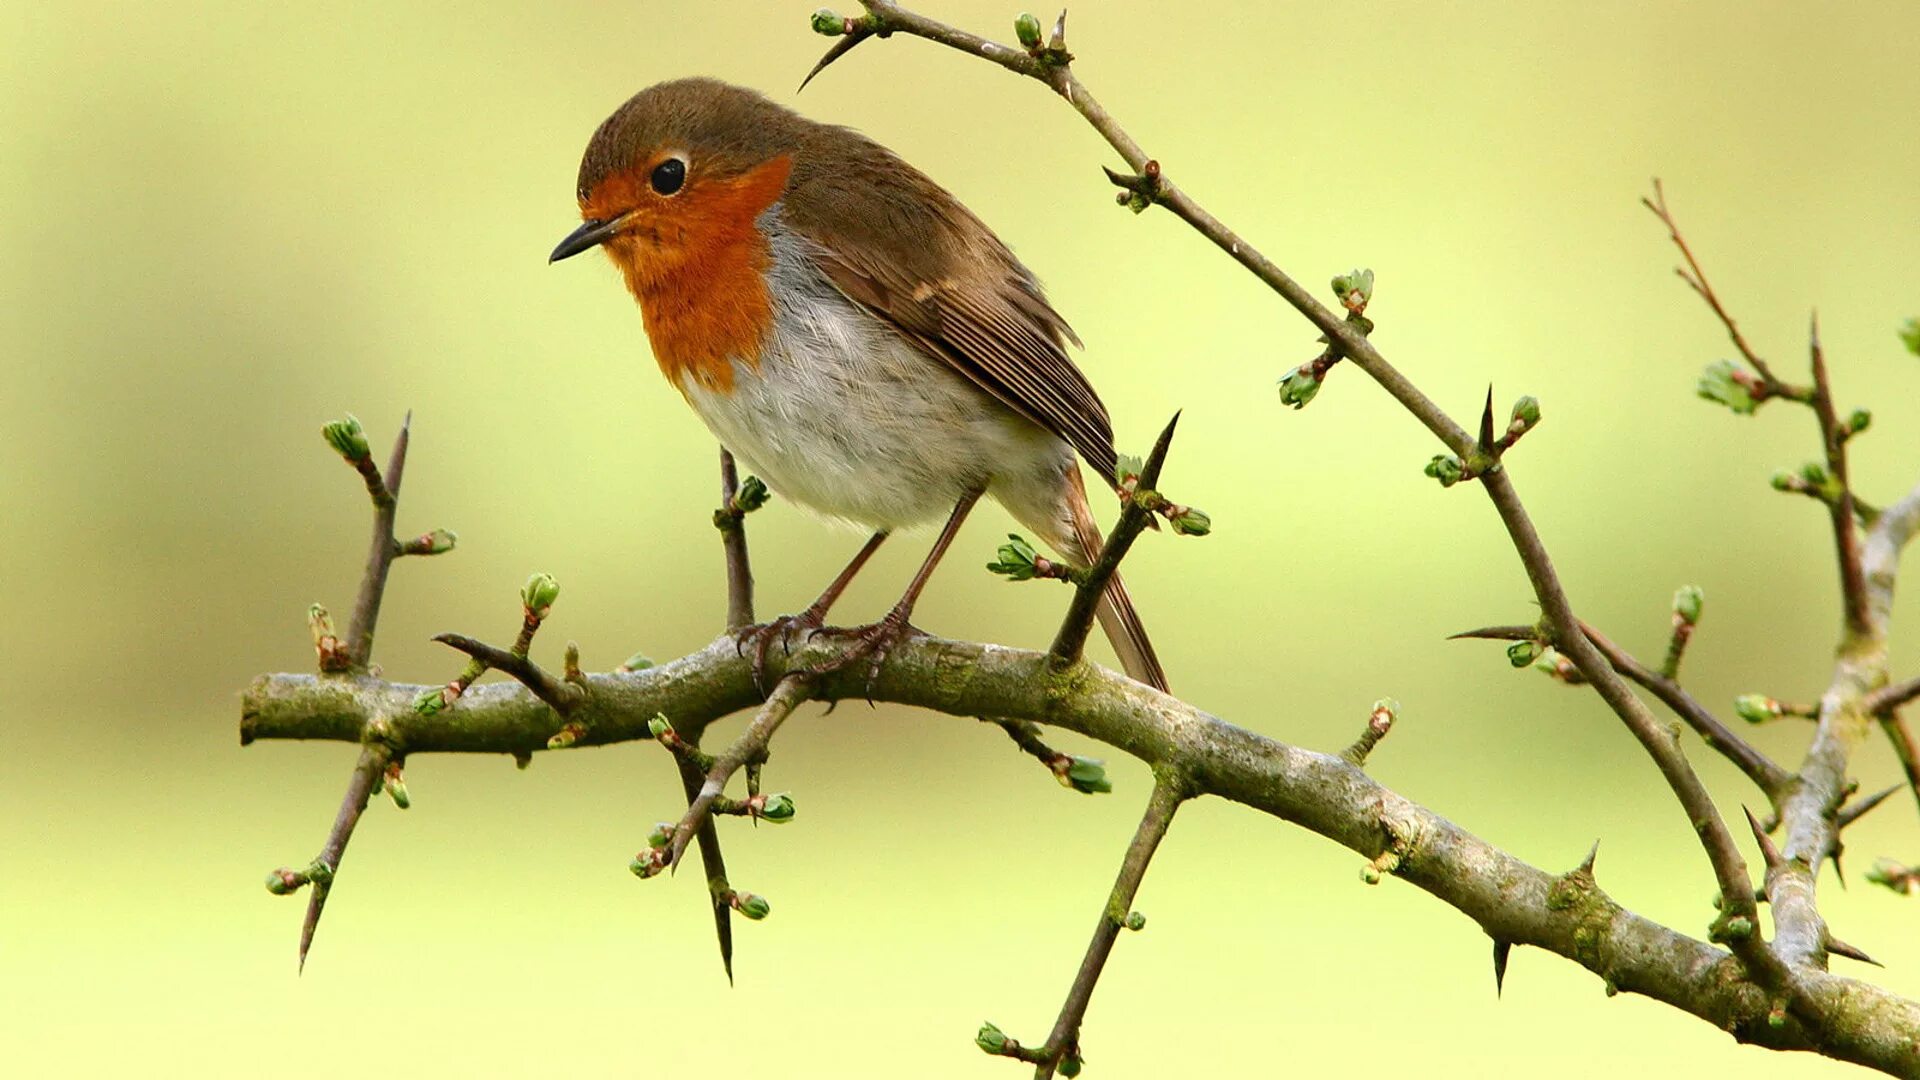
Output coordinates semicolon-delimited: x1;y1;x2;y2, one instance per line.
383;766;410;810
265;867;305;895
546;722;586;750
1767;1006;1787;1030
1277;365;1321;409
1123;911;1147;931
629;850;666;879
521;572;560;616
1733;693;1777;724
735;892;771;920
1900;317;1920;358
1510;395;1541;430
1672;585;1704;625
986;533;1042;581
620;651;654;672
1847;408;1872;435
1695;359;1758;415
1014;12;1044;48
1058;755;1112;795
1424;454;1464;487
413;686;447;715
758;792;797;824
1168;506;1211;536
1331;268;1375;307
321;413;370;460
1361;863;1383;885
646;822;673;849
1113;453;1145;488
810;8;844;35
1866;858;1912;892
647;714;672;739
1800;462;1828;487
975;1022;1010;1055
404;528;457;555
733;475;771;514
1060;1055;1083;1078
1769;469;1796;492
1506;640;1542;668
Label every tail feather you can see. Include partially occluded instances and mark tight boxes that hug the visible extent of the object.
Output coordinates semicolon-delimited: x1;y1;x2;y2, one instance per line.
1062;471;1169;693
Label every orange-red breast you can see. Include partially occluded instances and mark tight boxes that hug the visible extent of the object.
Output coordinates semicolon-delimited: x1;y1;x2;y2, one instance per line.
551;77;1166;693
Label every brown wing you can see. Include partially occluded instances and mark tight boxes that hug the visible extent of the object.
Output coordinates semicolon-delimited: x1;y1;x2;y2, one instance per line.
779;124;1120;485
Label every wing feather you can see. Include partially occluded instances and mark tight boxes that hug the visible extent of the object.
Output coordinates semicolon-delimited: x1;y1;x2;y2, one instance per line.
781;126;1120;486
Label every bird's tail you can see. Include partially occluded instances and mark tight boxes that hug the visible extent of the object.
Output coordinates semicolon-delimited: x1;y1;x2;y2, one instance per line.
1059;469;1169;693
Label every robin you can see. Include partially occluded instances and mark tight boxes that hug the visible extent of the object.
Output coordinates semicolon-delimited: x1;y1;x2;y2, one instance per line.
550;77;1166;694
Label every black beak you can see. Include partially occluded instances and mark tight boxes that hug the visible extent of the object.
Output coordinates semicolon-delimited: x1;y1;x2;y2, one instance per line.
549;216;625;263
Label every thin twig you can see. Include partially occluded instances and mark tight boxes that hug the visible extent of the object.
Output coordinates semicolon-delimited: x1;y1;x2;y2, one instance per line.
1640;181;1802;398
1879;715;1920;820
1580;622;1789;794
345;413;410;670
717;448;756;631
1030;771;1187;1079
1807;315;1872;636
664;677;813;874
1048;412;1178;670
295;744;388;971
1866;678;1920;718
433;632;583;715
988;718;1111;793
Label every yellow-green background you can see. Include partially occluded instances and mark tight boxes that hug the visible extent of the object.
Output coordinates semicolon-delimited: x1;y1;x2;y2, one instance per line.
5;1;1919;1075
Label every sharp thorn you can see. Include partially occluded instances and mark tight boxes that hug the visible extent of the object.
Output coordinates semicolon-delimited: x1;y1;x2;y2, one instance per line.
1139;411;1182;489
1492;938;1512;997
1743;805;1783;869
1837;784;1901;829
1446;624;1534;642
1827;934;1882;967
1477;385;1496;454
298;882;327;974
1577;840;1599;876
798;27;875;92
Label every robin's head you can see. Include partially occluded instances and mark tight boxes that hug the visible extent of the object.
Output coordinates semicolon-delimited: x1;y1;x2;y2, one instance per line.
549;78;804;275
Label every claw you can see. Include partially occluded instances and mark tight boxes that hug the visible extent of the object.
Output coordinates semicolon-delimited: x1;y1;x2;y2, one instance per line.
794;610;921;701
735;611;826;693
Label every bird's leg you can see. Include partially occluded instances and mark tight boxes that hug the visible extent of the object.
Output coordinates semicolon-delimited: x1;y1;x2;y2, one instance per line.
738;530;889;689
810;490;982;694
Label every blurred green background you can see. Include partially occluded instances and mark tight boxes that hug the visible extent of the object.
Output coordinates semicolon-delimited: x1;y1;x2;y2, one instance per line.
5;1;1920;1075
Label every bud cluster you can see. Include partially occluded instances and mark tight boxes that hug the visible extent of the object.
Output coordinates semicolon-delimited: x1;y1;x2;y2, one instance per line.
987;533;1077;583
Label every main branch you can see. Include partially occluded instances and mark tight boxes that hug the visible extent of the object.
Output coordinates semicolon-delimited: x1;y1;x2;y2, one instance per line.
242;634;1920;1074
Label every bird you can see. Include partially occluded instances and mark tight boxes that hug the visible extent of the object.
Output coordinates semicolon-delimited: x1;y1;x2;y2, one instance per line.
549;77;1167;696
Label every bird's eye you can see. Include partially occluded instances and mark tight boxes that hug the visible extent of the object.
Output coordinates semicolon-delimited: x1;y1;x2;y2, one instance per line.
650;158;687;196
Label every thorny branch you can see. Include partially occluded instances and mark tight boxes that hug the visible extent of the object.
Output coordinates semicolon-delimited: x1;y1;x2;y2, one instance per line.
803;0;1783;996
240;5;1920;1075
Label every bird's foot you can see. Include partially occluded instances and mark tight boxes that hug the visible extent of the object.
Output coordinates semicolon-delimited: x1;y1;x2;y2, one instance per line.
806;608;923;700
734;609;828;692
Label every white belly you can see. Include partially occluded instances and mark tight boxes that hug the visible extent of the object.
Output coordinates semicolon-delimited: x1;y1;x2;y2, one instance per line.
673;223;1078;546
